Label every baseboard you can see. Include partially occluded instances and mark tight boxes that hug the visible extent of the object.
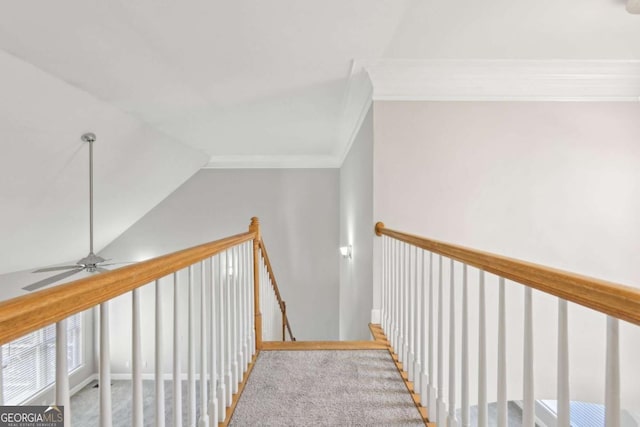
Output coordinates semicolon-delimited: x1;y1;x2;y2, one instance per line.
70;373;98;396
370;309;381;324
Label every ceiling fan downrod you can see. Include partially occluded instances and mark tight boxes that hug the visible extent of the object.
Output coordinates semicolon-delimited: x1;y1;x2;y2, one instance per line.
79;132;104;270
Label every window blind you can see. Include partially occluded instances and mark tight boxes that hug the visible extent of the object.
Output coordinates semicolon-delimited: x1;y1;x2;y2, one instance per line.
1;313;83;405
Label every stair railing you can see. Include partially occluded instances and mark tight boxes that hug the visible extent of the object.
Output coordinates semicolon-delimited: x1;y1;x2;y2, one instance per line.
0;217;292;427
258;240;295;342
375;222;640;427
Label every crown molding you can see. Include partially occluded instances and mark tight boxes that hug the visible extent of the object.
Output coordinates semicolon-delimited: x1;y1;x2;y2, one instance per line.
367;59;640;101
205;154;341;169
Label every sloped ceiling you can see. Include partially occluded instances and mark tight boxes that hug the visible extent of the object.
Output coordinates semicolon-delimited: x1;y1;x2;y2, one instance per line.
0;50;209;275
0;0;638;277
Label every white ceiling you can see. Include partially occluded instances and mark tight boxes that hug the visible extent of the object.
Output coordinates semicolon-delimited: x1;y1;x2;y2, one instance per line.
0;0;638;276
0;1;406;166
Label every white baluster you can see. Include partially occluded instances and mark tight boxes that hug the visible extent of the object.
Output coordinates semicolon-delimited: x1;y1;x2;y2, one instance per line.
259;258;264;340
477;271;488;427
173;273;183;427
398;243;407;371
448;259;457;427
218;253;228;425
427;252;436;417
437;255;446;427
389;239;396;349
249;243;255;355
56;319;70;427
100;302;113;427
188;267;196;427
385;237;390;334
260;262;265;340
414;247;422;396
155;281;165;427
380;236;384;332
393;239;400;353
201;261;211;427
240;244;248;369
557;299;570;427
398;242;404;363
245;244;253;357
132;289;143;427
231;247;239;393
217;255;226;422
403;243;409;367
407;245;415;382
461;264;469;427
605;316;620;427
224;251;233;407
523;287;534;427
419;250;428;408
497;278;507;427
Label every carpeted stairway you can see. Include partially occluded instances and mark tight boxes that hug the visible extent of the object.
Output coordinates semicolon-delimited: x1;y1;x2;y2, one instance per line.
229;350;424;426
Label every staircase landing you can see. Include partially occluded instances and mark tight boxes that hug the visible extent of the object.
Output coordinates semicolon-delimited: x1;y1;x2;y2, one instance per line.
229;349;423;426
226;327;428;426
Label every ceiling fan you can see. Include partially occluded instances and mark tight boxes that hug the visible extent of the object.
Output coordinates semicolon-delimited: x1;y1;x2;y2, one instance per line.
24;133;127;292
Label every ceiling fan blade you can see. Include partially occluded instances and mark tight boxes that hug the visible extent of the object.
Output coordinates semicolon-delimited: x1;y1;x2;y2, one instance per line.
23;268;84;292
33;265;80;273
95;267;111;273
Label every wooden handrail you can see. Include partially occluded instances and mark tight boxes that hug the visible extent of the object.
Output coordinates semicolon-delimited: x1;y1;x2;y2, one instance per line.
0;227;257;346
375;222;640;326
258;240;296;341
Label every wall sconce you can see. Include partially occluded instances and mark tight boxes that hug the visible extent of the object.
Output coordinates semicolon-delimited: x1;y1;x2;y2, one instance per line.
340;245;352;260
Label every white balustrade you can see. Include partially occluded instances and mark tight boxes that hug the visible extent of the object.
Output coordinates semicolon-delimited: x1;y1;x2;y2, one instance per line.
1;221;274;427
377;230;635;427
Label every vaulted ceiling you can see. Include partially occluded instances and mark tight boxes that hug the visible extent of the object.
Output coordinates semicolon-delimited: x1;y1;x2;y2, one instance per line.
0;0;638;275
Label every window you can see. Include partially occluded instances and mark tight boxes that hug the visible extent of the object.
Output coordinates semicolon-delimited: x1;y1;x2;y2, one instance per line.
1;313;83;405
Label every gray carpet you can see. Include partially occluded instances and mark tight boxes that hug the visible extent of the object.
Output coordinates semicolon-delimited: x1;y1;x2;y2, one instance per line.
229;350;424;426
71;379;205;427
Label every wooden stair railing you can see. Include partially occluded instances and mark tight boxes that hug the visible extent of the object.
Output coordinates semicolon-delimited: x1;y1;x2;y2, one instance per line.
258;239;295;341
0;217;295;427
375;222;640;427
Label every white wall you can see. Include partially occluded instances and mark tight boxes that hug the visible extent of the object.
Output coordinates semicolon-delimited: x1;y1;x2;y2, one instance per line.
373;101;640;410
99;168;339;374
339;106;374;340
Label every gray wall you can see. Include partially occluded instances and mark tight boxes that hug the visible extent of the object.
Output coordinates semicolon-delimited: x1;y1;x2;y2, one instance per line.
100;168;339;373
339;106;374;340
372;100;640;408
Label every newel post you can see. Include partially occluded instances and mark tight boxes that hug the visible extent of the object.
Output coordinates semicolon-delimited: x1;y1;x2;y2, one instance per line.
249;217;263;350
